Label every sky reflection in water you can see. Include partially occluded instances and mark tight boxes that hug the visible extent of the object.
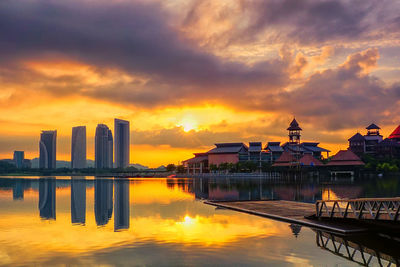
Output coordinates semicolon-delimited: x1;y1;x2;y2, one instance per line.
1;176;399;266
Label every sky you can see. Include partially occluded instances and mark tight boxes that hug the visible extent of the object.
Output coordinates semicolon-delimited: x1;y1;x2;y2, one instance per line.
1;0;400;167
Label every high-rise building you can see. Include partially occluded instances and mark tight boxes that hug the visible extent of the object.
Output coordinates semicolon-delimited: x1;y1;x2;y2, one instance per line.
95;124;113;168
39;130;57;169
71;126;87;169
114;119;130;168
13;151;24;169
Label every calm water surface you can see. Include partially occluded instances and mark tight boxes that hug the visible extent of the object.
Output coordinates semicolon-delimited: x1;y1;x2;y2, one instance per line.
0;176;399;266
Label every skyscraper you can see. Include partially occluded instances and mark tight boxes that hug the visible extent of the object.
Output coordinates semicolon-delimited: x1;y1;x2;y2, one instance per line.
95;124;113;168
114;119;130;168
39;130;57;169
13;151;24;169
71;126;87;169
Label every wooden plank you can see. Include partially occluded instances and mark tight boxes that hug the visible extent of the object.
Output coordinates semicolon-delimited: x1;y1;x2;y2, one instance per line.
205;200;369;234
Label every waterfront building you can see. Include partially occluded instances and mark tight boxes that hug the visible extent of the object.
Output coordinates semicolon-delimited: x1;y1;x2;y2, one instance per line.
264;142;284;163
114;119;130;168
39;130;57;169
207;143;249;166
71;126;87;169
183;153;209;174
183;118;329;173
348;123;400;158
95;124;113;168
13;151;24;169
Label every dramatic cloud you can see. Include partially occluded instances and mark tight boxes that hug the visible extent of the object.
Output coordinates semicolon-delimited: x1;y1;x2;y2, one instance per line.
1;0;400;164
182;0;400;47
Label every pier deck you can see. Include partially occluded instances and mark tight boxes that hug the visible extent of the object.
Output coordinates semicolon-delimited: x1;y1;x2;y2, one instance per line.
205;200;369;234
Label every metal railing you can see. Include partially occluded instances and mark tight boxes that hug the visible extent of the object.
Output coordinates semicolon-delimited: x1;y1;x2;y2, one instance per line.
315;197;400;221
316;230;399;266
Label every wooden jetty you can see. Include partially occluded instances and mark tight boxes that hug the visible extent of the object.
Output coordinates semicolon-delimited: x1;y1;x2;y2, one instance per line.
205;200;369;234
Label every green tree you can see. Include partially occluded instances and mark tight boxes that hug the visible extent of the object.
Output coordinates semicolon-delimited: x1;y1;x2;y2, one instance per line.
176;165;185;173
166;164;176;172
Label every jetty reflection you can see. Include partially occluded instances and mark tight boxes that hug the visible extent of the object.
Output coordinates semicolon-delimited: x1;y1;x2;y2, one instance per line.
315;230;400;266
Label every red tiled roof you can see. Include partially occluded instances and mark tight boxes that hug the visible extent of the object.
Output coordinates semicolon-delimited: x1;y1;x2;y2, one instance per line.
389;125;400;139
273;151;296;167
326;150;364;166
299;154;323;166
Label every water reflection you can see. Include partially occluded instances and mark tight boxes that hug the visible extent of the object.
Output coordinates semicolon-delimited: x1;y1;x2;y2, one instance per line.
94;178;113;226
71;178;86;225
13;179;24;200
0;176;399;266
39;178;56;220
114;179;130;231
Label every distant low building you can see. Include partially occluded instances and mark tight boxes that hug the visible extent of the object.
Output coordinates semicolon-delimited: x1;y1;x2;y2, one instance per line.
13;151;24;169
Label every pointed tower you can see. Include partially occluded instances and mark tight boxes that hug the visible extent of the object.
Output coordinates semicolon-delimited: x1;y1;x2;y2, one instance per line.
287;118;302;144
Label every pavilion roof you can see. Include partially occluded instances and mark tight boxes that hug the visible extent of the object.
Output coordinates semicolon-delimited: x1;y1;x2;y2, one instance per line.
389;125;400;139
273;151;296;166
326;150;364;166
299;154;323;166
348;132;365;142
366;123;381;130
207;143;248;154
287;118;302;131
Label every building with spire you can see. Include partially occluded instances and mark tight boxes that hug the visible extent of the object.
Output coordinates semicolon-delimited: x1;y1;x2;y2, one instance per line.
347;123;400;158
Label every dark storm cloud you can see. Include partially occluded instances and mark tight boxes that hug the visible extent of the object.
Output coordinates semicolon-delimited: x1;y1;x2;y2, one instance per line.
184;0;399;46
0;0;288;94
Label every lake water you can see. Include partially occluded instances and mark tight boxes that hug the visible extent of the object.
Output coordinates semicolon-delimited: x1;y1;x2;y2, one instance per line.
0;176;399;266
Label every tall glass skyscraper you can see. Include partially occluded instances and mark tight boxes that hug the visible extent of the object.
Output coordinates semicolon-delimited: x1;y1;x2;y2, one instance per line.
95;124;113;168
114;119;130;168
39;130;57;169
71;126;87;169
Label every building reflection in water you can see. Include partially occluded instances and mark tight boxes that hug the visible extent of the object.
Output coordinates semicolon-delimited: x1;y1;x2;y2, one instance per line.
13;179;24;200
94;178;113;226
114;179;130;231
71;178;86;225
38;177;56;220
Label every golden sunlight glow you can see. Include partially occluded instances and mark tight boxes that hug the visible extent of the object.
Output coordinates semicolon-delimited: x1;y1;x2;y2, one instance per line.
178;115;198;132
